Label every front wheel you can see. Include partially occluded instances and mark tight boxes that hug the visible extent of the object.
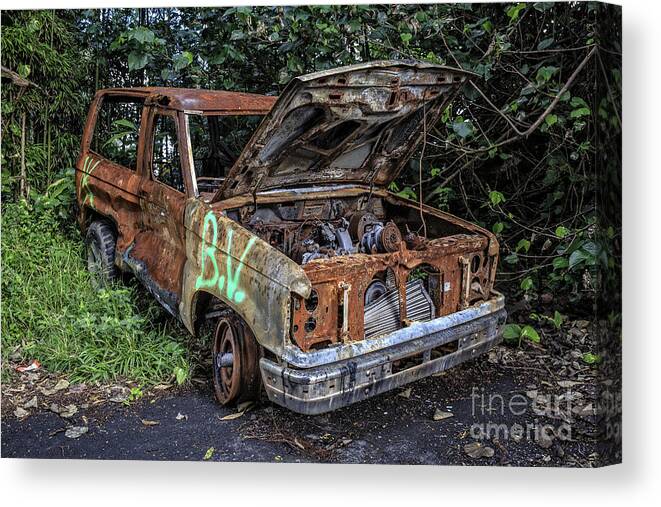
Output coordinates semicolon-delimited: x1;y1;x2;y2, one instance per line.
212;314;262;406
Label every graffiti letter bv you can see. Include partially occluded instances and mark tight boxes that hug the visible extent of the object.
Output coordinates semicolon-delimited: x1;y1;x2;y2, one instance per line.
195;211;256;304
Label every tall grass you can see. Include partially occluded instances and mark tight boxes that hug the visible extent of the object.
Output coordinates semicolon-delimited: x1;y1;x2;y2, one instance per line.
1;202;191;384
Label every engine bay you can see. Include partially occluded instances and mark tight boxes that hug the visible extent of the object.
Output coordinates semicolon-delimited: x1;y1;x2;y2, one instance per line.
219;192;497;351
225;194;469;265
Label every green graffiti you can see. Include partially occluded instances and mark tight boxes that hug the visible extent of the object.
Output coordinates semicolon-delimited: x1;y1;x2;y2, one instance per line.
81;155;101;208
195;211;256;304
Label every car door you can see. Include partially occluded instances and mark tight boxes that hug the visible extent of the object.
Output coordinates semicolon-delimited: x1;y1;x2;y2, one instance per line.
124;105;192;318
77;91;147;255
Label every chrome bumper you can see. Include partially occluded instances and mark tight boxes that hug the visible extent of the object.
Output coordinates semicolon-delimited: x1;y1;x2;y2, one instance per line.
260;294;507;415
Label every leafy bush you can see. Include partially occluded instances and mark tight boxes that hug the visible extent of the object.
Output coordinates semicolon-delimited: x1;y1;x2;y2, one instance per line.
1;202;191;384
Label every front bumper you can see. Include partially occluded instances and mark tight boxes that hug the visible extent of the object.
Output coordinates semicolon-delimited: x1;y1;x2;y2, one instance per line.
260;293;507;415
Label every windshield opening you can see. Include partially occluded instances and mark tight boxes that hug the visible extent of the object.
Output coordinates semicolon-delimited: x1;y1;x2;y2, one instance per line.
187;113;264;195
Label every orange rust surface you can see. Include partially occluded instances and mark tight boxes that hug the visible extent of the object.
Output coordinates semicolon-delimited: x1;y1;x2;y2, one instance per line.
290;234;493;351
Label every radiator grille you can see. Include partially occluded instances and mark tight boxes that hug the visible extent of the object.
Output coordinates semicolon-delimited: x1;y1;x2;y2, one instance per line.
364;279;436;339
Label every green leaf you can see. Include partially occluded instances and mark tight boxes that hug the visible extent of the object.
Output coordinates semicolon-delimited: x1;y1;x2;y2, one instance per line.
568;249;588;269
504;253;519;265
553;310;564;328
128;51;150;71
174;366;188;385
400;32;412;43
582;352;602;365
506;3;527;22
552;257;569;269
537;37;554;50
570;107;591;118
489;190;506;206
17;64;30;78
545;114;558;127
128;26;155;44
520;325;541;343
570;96;588;108
555;226;569;238
492;222;504;234
452;119;474;139
173;51;194;71
502;323;522;342
516;238;531;253
536;66;558;84
520;277;534;291
203;447;215;460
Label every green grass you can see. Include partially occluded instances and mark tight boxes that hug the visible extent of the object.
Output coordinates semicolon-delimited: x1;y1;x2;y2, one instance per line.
1;202;191;385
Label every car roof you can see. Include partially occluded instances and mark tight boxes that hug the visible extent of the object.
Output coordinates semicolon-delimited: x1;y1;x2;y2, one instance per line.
97;87;277;114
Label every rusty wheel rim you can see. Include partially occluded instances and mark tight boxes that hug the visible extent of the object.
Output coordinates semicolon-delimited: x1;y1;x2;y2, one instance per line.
213;318;241;404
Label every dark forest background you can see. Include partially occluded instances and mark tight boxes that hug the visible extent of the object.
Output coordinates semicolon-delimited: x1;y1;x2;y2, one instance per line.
1;3;621;380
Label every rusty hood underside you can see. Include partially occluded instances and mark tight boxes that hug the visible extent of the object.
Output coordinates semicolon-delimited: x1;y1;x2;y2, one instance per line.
214;60;472;201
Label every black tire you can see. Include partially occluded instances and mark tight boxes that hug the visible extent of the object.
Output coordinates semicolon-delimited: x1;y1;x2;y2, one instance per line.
85;220;118;286
212;313;262;406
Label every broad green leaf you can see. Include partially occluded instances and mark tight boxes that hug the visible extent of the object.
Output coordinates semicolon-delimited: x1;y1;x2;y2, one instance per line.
555;226;569;238
128;26;155;44
489;190;505;206
516;238;531;253
536;66;558;84
492;222;504;234
537;37;554;50
582;352;602;365
545;114;558;127
128;51;150;71
506;3;526;22
173;51;193;71
570;107;591;118
504;253;519;265
502;324;522;341
400;32;412;43
520;277;534;291
553;257;569;269
570;96;588;108
520;325;541;343
452;119;474;139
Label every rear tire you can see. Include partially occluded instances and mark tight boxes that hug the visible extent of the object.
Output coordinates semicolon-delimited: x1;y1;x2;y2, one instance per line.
212;314;262;406
85;220;118;287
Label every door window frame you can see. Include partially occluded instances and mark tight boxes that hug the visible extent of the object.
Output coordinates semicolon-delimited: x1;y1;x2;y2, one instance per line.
145;106;195;197
83;90;148;173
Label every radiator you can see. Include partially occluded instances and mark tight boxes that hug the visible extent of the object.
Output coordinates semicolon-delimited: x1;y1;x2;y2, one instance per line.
364;279;436;339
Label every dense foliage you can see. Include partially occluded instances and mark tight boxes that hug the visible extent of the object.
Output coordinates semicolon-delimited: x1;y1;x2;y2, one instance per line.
1;199;190;383
1;4;621;374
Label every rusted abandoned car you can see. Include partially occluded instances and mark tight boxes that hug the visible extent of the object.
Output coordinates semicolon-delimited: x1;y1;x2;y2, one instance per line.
75;60;506;414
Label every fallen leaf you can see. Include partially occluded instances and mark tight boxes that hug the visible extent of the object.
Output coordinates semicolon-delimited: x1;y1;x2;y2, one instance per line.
14;407;29;419
65;426;88;439
23;396;38;409
175;412;187;421
141;419;160;426
463;442;495;458
398;388;412;399
153;384;171;390
59;404;78;418
220;411;244;421
53;379;69;391
433;409;454;421
49;403;61;414
236;400;255;413
203;447;214;460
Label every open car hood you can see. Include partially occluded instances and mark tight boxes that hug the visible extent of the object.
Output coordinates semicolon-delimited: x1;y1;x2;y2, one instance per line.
214;60;472;201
